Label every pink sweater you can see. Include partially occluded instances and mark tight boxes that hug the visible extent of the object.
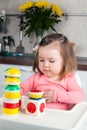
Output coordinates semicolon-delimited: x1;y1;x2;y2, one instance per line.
20;72;84;110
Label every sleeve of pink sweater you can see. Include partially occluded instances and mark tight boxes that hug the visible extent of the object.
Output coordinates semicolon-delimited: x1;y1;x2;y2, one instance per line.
20;73;36;95
53;75;84;104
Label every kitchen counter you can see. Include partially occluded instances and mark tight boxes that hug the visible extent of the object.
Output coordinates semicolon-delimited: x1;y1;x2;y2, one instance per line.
0;53;34;66
0;54;87;71
77;57;87;71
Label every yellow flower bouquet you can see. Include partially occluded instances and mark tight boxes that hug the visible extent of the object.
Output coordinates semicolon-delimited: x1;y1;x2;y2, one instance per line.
19;0;62;39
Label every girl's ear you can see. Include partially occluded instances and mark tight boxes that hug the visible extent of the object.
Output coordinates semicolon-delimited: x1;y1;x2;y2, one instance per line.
70;42;75;48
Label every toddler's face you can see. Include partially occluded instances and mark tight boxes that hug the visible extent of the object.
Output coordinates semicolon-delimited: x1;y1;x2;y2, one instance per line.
38;44;63;80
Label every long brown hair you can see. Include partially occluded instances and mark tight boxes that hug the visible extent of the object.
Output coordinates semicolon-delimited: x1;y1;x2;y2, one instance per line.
33;33;77;79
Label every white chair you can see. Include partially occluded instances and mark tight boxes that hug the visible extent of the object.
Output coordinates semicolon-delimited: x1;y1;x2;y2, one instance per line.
74;71;82;88
68;72;82;110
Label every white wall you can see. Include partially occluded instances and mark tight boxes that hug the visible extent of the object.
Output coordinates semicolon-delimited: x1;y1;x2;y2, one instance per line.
0;0;87;57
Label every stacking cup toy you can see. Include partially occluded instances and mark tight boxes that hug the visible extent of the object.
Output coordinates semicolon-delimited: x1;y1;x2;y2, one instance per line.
2;98;19;115
5;77;20;85
26;90;46;116
4;67;21;78
4;85;20;99
2;67;21;116
29;90;43;99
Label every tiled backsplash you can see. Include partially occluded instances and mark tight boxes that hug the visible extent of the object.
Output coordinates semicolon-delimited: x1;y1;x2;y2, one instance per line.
0;0;87;57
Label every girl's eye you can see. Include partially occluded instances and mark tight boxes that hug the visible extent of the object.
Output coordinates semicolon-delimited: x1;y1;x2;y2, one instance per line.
39;59;44;62
50;61;55;63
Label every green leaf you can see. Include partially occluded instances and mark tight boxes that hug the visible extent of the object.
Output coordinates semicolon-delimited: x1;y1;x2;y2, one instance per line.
19;4;62;39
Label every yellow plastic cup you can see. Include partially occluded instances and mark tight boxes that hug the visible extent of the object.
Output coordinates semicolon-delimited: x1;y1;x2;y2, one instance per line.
29;90;43;99
2;108;19;115
4;91;20;99
5;67;21;78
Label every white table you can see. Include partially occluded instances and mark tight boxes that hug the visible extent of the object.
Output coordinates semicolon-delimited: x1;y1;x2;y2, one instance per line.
0;98;87;130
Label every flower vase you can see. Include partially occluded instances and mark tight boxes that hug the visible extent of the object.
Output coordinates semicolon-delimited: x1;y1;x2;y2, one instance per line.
33;35;42;53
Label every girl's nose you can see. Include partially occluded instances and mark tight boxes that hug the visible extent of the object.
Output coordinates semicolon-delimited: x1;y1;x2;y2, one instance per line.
44;61;49;67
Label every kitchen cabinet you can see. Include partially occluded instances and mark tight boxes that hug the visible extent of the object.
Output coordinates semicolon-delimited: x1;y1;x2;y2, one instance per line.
0;55;87;70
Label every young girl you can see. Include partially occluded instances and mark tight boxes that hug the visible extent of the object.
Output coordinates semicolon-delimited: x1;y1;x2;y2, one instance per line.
20;33;84;110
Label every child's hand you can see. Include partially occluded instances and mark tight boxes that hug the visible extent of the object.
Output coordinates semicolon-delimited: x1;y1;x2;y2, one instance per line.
42;90;54;103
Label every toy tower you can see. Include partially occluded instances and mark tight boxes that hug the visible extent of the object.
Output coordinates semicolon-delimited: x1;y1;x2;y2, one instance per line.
2;68;21;115
25;90;46;116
